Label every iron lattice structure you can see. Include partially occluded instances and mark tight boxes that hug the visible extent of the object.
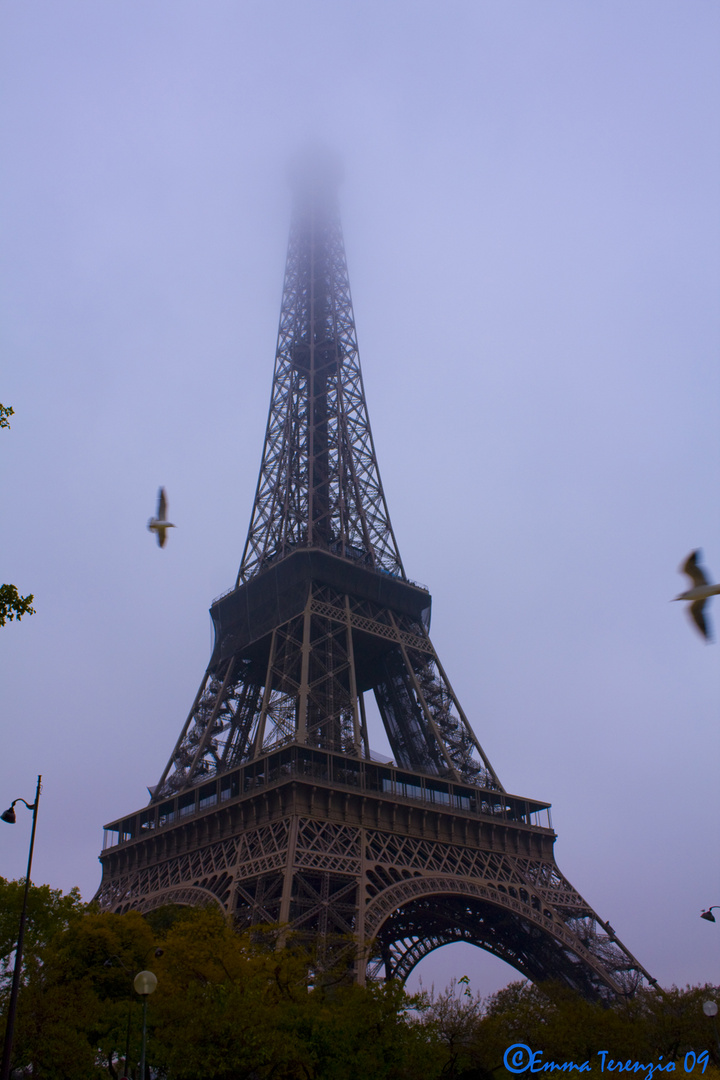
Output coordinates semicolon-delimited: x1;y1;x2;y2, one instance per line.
97;160;654;1000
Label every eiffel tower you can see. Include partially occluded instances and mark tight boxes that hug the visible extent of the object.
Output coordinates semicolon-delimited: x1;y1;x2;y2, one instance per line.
97;152;654;1000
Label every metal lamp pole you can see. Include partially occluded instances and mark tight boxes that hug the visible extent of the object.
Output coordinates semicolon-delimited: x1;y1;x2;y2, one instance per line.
0;775;42;1080
702;1001;720;1059
104;948;162;1079
122;1002;133;1080
133;970;157;1080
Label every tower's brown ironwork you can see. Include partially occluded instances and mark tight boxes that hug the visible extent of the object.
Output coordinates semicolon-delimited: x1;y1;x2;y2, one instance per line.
97;155;654;999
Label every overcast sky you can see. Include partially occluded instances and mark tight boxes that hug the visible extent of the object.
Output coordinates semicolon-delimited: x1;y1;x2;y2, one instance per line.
2;1;719;999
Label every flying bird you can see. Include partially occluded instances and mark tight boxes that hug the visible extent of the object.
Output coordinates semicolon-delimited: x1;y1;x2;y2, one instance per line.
148;487;176;548
673;550;720;641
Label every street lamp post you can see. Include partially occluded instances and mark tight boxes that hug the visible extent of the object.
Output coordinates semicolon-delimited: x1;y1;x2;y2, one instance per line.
0;775;41;1080
122;1002;133;1080
103;949;162;1079
702;1001;720;1058
133;970;157;1080
700;907;720;923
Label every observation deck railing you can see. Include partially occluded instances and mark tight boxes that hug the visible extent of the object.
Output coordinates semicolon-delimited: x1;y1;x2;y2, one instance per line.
102;744;552;851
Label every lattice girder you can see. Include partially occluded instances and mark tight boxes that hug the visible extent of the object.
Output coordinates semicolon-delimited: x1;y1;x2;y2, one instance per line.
98;767;654;999
154;568;500;798
238;183;403;584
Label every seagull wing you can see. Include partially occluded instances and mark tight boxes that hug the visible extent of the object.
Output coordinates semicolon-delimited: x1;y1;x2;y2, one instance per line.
157;526;166;548
681;550;709;588
158;487;168;520
688;599;712;641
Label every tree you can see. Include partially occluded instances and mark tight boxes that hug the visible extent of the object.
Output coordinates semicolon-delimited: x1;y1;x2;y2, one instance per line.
146;907;435;1080
0;879;86;1077
421;976;485;1079
7;891;717;1080
464;979;720;1075
0;877;84;991
10;903;159;1079
147;907;287;1080
1;403;36;627
3;899;435;1079
0;584;36;626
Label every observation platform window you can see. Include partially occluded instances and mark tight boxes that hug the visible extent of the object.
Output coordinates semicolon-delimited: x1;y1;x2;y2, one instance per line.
140;810;156;832
426;782;450;806
527;805;552;830
480;797;507;818
453;788;474;812
120;817;136;842
366;765;392;794
333;758;360;787
220;773;239;802
158;801;175;827
395;773;424;803
267;750;294;785
244;763;266;790
296;749;329;781
269;749;294;779
179;792;196;818
199;782;218;810
103;827;120;850
504;800;527;823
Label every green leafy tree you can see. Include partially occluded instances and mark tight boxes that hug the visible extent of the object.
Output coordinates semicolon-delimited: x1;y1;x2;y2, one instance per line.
11;905;159;1079
7;891;718;1080
0;877;84;991
287;979;435;1080
474;980;641;1068
465;979;720;1075
0;583;36;626
150;907;434;1080
635;983;720;1066
0;879;86;1077
1;403;35;626
148;907;289;1080
421;976;485;1079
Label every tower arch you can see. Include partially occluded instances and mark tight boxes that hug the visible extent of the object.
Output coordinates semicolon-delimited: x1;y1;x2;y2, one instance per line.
364;878;634;1000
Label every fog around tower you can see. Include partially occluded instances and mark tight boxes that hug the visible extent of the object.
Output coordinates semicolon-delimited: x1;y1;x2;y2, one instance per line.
1;1;718;998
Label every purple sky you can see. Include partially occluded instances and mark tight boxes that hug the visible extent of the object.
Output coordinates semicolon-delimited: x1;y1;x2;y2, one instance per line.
2;2;719;998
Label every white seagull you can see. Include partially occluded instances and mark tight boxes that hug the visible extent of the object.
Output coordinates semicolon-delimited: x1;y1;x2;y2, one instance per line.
673;550;720;642
148;487;176;548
